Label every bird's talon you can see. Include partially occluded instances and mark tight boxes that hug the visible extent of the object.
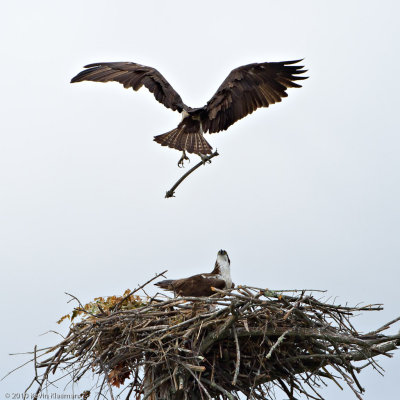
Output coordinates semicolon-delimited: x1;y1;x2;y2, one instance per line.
177;151;190;168
199;154;211;165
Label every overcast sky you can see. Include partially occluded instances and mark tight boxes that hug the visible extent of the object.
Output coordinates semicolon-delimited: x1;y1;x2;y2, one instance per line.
1;1;399;399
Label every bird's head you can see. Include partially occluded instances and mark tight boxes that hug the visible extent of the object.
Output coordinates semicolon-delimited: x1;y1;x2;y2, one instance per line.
217;249;230;265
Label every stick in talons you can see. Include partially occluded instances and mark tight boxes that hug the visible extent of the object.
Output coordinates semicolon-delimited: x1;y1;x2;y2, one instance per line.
165;150;219;198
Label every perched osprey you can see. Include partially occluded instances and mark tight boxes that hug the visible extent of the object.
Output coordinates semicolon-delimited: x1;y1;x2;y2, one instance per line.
155;250;233;297
71;60;307;166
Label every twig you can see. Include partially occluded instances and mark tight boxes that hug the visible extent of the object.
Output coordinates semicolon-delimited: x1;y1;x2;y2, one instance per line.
366;315;400;335
142;375;171;400
112;270;167;311
232;327;240;386
201;377;236;400
165;150;219;198
99;361;115;400
65;293;96;317
200;305;240;353
23;346;40;395
266;330;291;359
181;364;212;399
266;289;328;293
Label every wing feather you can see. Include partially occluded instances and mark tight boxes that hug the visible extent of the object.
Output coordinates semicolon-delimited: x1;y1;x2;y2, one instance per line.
172;274;227;297
202;60;307;133
71;62;187;112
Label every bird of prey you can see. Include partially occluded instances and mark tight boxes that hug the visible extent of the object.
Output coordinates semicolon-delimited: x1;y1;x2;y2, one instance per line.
71;60;307;166
155;249;233;297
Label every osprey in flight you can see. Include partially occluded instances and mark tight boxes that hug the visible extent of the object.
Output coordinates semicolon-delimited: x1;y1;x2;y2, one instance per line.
155;249;233;297
71;60;307;166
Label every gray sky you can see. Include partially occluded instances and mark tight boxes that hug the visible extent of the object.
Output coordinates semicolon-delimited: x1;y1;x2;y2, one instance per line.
1;1;399;398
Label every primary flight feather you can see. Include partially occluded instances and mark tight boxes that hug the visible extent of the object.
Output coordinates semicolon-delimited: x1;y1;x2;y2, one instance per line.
71;60;307;166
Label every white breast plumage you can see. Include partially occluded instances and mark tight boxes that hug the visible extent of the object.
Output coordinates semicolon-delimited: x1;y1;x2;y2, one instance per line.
216;254;232;289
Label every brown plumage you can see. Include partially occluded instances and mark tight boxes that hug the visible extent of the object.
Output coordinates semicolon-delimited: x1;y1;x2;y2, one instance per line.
71;60;307;165
155;250;233;297
155;274;228;297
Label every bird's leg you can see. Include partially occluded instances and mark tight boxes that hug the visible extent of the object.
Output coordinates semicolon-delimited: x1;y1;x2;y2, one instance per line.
177;150;190;168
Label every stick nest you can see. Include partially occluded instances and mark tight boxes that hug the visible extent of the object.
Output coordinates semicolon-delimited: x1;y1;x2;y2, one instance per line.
24;274;400;400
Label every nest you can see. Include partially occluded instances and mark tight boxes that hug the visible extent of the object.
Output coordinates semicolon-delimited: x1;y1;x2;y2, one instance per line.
23;273;400;400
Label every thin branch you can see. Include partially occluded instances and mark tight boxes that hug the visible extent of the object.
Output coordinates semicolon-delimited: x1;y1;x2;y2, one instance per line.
200;304;241;353
201;377;236;400
165;150;219;198
232;327;240;386
181;364;212;399
266;329;291;359
23;346;40;395
366;315;400;335
112;270;167;311
142;375;171;400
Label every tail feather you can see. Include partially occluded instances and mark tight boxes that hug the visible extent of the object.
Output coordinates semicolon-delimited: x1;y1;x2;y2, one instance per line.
154;127;213;155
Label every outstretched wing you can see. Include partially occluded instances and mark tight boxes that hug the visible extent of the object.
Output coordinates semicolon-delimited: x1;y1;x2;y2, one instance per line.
71;62;187;112
201;60;307;133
